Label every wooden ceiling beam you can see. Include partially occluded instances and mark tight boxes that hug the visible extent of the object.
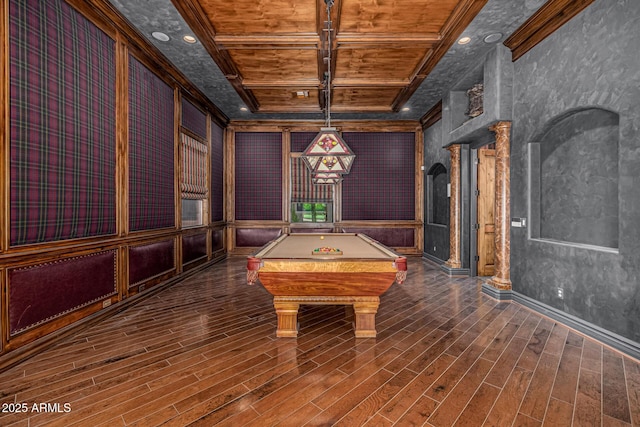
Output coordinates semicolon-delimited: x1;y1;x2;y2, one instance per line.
242;79;322;88
332;79;409;87
254;106;323;113
214;34;320;46
336;33;440;45
330;105;393;112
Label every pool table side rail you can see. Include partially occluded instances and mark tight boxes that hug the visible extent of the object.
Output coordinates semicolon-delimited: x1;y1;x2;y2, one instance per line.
247;233;407;286
253;233;403;260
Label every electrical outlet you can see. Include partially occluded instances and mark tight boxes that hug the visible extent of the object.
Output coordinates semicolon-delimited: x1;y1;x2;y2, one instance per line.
102;299;112;308
557;288;564;299
139;284;146;292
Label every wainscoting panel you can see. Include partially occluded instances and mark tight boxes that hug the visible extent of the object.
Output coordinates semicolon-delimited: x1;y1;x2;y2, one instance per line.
8;250;117;336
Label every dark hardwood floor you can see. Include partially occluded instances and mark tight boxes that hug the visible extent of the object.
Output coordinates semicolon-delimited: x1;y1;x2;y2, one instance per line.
1;257;638;426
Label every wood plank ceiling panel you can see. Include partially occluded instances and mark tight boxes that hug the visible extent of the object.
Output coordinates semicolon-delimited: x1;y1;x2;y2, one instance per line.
175;0;487;113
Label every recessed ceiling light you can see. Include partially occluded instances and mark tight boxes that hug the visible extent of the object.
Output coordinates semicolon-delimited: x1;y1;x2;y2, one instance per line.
483;33;503;44
151;32;170;42
183;35;197;44
401;107;410;111
457;36;471;45
240;107;248;111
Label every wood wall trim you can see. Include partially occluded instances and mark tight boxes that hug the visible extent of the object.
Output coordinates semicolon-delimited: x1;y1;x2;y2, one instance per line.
420;100;442;129
174;89;183;273
116;35;129;238
206;111;213;259
504;0;595;61
282;130;291;223
1;0;8;253
337;220;422;227
229;120;420;132
0;229;185;266
224;128;236;250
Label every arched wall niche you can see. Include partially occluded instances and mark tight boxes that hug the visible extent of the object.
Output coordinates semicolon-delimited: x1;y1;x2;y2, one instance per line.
529;106;619;249
427;163;449;226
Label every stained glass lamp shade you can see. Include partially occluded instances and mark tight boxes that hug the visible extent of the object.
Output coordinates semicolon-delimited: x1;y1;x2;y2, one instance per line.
312;172;342;185
301;128;355;176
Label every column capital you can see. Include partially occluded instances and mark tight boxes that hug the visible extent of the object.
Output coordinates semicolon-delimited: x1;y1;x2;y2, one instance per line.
489;121;511;133
445;144;461;158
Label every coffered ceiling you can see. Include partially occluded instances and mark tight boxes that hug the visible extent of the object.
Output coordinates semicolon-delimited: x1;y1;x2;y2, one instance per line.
108;0;548;120
176;0;486;115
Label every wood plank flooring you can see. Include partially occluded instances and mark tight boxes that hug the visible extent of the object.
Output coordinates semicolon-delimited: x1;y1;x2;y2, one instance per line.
1;257;639;426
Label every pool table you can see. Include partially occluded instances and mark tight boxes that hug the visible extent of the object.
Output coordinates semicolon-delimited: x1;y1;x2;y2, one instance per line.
247;233;407;338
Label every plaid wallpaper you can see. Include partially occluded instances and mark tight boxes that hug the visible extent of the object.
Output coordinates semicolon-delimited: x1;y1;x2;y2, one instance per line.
342;132;415;220
291;132;318;153
211;122;224;221
9;0;117;246
181;98;207;139
128;56;175;231
235;133;282;220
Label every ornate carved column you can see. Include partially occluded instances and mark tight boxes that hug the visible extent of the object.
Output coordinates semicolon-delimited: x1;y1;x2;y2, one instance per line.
487;121;512;290
444;144;461;269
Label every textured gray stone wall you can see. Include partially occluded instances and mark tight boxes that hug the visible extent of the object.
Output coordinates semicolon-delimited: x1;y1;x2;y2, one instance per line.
423;121;450;262
511;0;640;342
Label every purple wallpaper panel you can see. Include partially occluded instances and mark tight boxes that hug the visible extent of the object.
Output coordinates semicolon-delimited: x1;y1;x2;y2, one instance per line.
181;98;207;139
9;0;116;246
341;133;415;220
8;250;117;335
129;239;175;286
235;133;282;220
211;122;224;222
128;56;175;231
291;132;318;152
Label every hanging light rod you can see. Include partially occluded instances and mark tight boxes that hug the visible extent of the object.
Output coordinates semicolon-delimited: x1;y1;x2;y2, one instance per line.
324;0;334;128
299;0;356;185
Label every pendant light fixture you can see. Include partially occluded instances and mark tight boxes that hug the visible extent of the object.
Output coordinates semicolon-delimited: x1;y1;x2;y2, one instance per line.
301;0;355;185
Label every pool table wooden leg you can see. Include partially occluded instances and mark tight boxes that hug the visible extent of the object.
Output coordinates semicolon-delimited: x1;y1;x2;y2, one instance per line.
353;298;380;338
273;299;300;337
